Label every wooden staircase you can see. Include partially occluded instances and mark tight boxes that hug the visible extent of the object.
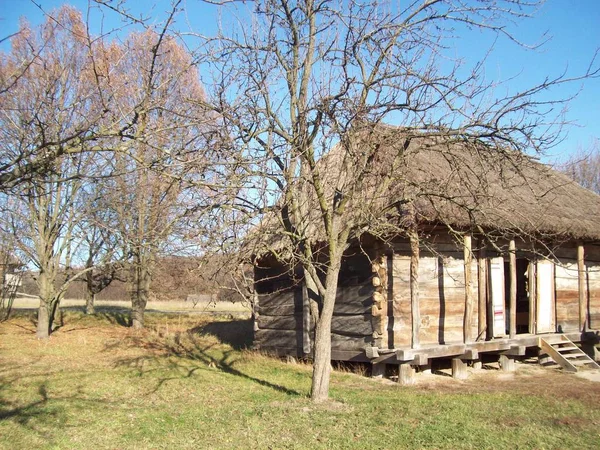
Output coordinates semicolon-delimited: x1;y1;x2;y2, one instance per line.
538;335;600;372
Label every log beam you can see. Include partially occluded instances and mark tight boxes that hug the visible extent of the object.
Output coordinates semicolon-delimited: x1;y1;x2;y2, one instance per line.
410;232;420;349
528;261;536;334
578;244;588;332
477;243;487;340
508;240;517;339
463;234;473;343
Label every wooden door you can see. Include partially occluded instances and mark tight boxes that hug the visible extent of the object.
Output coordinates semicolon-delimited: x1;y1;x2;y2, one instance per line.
489;256;506;337
536;260;555;333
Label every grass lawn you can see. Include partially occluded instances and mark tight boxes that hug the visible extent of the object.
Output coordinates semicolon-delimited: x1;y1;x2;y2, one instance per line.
1;310;599;449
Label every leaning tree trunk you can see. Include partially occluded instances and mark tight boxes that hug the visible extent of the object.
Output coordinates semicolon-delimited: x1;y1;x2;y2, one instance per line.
310;266;341;402
130;264;151;329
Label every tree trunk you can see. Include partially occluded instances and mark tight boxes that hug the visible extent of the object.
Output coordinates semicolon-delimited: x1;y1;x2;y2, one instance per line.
311;314;332;402
85;272;95;315
310;265;341;402
36;302;51;339
36;271;57;339
130;264;151;329
85;290;96;315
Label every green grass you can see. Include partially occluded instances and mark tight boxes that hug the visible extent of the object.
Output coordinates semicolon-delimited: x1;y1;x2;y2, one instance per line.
1;311;599;449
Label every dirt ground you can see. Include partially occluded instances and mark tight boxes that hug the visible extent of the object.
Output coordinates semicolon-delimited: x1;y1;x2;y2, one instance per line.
395;360;600;409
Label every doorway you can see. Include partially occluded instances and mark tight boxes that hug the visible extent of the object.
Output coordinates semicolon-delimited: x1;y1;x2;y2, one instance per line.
503;258;531;335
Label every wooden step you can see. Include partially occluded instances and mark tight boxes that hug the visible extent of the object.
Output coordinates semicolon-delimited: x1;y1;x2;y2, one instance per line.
538;335;600;372
556;345;578;352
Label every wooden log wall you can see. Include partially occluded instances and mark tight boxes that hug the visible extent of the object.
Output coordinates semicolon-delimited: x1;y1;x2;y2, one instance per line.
253;252;375;356
253;262;305;355
330;252;375;350
392;234;479;347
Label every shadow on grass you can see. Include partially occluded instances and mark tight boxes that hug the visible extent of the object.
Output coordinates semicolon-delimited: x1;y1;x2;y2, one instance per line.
96;308;131;327
191;319;254;351
0;383;55;423
110;319;301;398
0;378;111;444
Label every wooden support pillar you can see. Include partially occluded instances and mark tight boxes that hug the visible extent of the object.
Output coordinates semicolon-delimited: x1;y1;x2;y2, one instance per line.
508;240;517;339
581;342;600;362
538;354;553;366
371;363;386;379
410;232;420;349
463;234;473;343
477;243;487;341
452;358;468;380
578;244;588;332
398;363;416;385
528;260;537;334
499;354;516;372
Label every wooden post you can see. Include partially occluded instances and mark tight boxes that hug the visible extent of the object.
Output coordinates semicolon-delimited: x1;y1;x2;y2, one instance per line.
578;244;588;332
410;232;420;349
452;358;468;380
463;234;473;343
528;260;536;334
499;354;516;372
398;363;416;385
371;363;386;379
477;243;487;341
509;240;517;339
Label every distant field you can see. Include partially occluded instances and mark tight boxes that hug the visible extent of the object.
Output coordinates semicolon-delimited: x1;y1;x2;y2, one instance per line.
10;297;251;315
1;310;600;449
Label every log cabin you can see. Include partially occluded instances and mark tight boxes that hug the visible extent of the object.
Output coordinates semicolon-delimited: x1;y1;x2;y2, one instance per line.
252;127;600;380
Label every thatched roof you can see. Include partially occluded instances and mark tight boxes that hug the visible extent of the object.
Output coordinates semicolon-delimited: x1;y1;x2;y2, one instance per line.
250;125;600;255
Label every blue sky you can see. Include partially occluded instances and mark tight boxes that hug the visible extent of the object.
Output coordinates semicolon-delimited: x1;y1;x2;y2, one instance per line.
1;0;598;163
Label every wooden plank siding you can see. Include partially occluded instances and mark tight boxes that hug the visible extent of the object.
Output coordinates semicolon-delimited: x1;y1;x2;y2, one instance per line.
392;243;479;348
555;257;580;333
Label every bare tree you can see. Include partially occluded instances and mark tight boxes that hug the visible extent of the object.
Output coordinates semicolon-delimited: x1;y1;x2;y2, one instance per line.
201;0;598;401
102;28;220;329
0;6;117;191
557;139;600;194
1;3;228;331
75;178;123;315
0;7;116;338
